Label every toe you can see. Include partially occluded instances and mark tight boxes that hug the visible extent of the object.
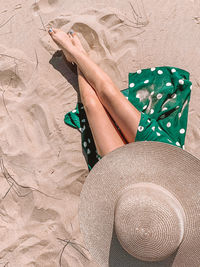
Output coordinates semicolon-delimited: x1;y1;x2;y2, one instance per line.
68;29;75;35
48;28;53;35
48;27;54;35
52;27;58;33
48;27;58;35
73;33;82;46
72;32;78;40
67;32;73;39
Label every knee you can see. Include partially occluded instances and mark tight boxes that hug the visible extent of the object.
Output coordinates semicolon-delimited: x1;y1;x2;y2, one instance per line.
83;96;100;113
98;79;118;100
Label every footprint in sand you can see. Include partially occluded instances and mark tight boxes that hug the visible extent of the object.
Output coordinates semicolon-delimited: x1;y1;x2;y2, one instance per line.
0;69;26;99
32;0;63;14
0;46;34;103
42;7;148;86
0;47;53;155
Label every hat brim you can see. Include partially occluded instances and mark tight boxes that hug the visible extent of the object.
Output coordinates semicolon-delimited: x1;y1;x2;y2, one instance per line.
79;141;200;267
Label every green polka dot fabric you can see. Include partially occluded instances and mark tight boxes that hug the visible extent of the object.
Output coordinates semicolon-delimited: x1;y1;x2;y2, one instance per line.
64;66;192;172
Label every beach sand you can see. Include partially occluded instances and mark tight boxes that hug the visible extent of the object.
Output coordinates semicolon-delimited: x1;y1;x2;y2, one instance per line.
0;0;199;266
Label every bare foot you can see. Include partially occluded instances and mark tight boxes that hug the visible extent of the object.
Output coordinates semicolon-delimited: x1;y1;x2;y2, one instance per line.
70;31;88;56
48;28;87;63
48;28;77;62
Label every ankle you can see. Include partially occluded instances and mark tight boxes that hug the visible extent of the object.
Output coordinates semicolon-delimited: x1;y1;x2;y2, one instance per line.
71;47;88;65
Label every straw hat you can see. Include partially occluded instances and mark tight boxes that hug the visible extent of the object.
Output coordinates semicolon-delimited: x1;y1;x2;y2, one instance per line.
79;141;200;267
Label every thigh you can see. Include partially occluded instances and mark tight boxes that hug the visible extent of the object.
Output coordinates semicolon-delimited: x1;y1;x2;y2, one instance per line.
98;82;141;143
84;95;127;157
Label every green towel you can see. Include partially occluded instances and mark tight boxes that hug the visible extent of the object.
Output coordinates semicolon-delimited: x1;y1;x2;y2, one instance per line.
64;66;192;171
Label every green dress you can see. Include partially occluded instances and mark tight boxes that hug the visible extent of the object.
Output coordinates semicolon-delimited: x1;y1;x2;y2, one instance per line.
64;66;192;171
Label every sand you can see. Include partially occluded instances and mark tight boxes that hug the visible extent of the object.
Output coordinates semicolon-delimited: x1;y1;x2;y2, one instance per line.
0;0;199;266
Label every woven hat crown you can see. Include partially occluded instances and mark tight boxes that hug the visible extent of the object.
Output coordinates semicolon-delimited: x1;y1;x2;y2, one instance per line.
114;182;186;262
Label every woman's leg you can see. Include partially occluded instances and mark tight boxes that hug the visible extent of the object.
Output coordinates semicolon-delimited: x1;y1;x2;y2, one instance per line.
68;31;127;156
77;66;127;157
49;28;141;143
73;42;141;144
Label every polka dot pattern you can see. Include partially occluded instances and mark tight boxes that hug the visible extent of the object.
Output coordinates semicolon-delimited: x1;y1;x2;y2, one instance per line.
157;93;163;100
64;66;191;171
138;126;144;132
83;142;87;147
143;105;148;110
166;82;172;86
172;93;177;99
176;142;181;147
87;148;91;154
180;129;185;134
179;79;184;85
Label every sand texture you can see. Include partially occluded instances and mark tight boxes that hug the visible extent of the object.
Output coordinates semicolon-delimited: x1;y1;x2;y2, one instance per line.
0;0;199;266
